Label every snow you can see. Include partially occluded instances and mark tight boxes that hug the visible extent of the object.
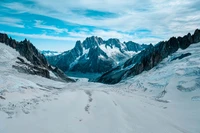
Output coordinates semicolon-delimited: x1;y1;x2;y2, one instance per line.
69;47;89;69
99;44;136;58
0;42;200;133
99;44;136;65
82;47;89;55
99;44;121;57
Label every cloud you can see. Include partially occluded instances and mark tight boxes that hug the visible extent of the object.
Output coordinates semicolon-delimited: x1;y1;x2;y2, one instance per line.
0;30;78;41
0;28;162;46
1;0;200;46
34;20;68;33
0;17;24;28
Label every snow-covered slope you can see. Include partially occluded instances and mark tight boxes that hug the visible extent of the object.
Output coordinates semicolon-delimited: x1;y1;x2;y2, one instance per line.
0;42;199;133
0;43;70;116
0;43;66;93
0;33;75;83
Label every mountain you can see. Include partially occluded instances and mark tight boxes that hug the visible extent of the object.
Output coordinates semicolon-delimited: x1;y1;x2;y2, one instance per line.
46;36;148;73
0;33;75;82
95;29;200;84
41;50;61;56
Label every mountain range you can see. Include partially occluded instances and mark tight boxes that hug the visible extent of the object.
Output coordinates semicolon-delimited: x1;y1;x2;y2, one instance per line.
1;29;200;85
45;36;148;73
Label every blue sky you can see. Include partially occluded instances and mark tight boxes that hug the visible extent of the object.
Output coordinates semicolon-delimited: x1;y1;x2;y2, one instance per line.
0;0;200;51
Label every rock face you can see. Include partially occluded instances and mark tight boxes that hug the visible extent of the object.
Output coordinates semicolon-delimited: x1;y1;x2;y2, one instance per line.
0;34;47;67
46;36;147;73
0;33;75;82
125;41;145;52
13;57;50;78
95;29;200;84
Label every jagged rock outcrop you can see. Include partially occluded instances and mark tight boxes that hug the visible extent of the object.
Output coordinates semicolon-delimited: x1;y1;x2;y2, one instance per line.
95;29;200;84
0;34;48;67
193;29;200;43
171;53;192;61
0;33;75;82
46;36;147;73
125;41;144;52
13;57;50;78
83;36;104;49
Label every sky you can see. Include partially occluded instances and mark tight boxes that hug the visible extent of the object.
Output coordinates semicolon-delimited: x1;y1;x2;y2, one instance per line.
0;0;200;52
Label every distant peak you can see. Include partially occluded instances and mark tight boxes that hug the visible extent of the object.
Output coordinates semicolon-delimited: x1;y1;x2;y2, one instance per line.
106;38;121;45
75;40;82;46
74;40;83;50
105;38;123;49
82;36;104;49
85;36;102;40
125;41;138;44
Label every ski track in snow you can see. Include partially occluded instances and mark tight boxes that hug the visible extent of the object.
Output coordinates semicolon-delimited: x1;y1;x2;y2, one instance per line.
0;43;200;133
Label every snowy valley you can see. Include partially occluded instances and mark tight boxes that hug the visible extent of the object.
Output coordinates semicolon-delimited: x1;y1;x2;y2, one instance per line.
0;40;200;133
1;1;200;133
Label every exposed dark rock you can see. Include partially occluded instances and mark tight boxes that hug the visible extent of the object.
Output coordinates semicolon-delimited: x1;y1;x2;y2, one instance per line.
105;38;124;52
83;36;104;49
17;57;25;63
96;29;200;84
13;57;50;78
192;29;200;43
171;53;192;61
12;63;50;79
125;41;146;52
178;33;193;49
0;95;6;100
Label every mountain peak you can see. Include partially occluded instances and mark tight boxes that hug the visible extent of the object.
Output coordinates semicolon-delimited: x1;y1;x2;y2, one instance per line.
125;41;143;52
105;38;122;49
82;36;104;49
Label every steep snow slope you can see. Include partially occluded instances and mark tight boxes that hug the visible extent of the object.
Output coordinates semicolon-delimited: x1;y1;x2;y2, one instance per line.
0;43;200;133
99;44;136;64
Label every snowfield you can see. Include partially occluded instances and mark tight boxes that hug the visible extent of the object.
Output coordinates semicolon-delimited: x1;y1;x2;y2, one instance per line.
0;42;200;133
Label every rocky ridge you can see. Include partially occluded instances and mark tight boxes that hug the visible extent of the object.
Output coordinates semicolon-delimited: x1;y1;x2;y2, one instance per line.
95;29;200;84
0;33;75;82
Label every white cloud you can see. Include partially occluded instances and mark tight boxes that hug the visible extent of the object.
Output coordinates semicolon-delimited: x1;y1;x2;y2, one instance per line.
1;0;200;45
34;20;68;33
0;17;24;28
0;28;163;46
0;30;78;41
